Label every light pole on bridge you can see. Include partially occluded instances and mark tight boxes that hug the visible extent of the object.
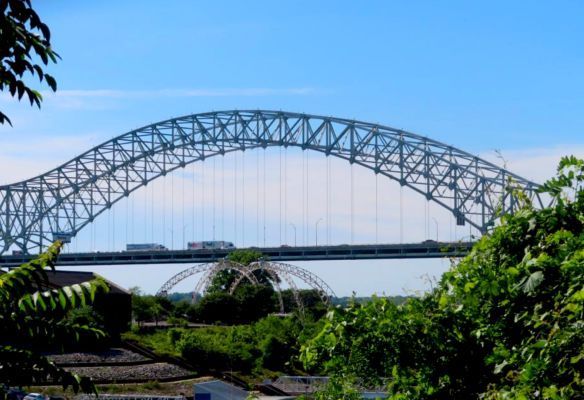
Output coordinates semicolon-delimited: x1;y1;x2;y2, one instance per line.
289;223;297;247
169;223;190;250
431;217;439;242
315;218;323;246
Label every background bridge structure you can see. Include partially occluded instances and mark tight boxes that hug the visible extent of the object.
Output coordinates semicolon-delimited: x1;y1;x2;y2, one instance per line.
0;110;545;255
156;259;336;314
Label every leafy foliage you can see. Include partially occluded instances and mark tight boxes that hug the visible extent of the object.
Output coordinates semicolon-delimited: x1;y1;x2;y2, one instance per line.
172;285;278;324
0;0;59;125
0;242;109;399
208;249;275;293
130;288;173;326
125;315;323;376
302;156;584;399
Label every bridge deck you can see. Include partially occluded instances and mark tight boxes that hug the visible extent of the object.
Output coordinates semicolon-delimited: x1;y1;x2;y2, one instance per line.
0;242;474;268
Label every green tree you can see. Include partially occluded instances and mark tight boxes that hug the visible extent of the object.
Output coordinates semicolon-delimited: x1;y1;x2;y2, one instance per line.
235;284;278;322
0;0;59;125
131;291;173;326
196;292;239;324
302;156;584;399
0;242;108;399
208;249;274;293
131;292;155;325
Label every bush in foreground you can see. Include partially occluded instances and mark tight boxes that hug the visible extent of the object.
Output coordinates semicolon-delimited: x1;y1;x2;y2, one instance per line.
302;156;584;399
0;242;109;399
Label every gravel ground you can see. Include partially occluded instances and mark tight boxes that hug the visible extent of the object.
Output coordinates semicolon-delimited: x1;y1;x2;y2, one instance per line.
47;348;149;364
65;363;193;381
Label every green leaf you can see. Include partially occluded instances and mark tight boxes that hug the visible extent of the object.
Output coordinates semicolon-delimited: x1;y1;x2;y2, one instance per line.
522;271;544;294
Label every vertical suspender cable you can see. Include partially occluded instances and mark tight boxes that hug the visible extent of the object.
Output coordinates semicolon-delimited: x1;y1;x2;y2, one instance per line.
221;154;225;241
326;156;330;245
131;186;135;246
112;195;116;250
162;177;165;247
400;185;403;243
302;149;307;246
278;147;282;245
182;167;186;246
107;207;110;251
212;157;216;241
91;211;95;251
351;163;354;244
125;194;129;247
234;152;237;246
201;160;205;242
375;172;378;244
151;177;155;243
263;148;266;247
144;183;147;243
306;152;310;245
192;161;195;243
256;149;260;245
171;172;174;249
242;150;245;247
284;148;288;245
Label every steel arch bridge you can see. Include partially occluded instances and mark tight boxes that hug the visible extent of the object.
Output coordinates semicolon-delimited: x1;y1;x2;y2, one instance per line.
0;110;545;255
156;259;337;314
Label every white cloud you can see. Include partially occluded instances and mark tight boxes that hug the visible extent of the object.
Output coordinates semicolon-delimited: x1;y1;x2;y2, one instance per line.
0;134;104;184
0;87;320;110
51;88;317;109
45;87;318;99
481;145;584;183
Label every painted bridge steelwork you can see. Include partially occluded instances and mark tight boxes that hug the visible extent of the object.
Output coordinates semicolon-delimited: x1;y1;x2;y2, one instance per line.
0;242;475;268
0;110;545;255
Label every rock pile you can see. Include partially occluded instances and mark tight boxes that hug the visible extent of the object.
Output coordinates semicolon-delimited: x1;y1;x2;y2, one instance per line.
66;363;193;382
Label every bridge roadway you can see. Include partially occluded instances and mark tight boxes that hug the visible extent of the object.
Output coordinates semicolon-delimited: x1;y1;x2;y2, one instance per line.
0;241;475;268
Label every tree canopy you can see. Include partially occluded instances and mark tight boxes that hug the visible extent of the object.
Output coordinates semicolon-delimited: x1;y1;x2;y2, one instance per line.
0;0;58;125
207;249;274;294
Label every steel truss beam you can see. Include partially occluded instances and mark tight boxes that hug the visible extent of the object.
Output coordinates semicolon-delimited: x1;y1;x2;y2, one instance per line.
0;110;546;254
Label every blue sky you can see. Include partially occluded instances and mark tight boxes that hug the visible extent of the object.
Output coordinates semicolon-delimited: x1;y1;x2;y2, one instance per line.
7;0;584;150
1;1;583;295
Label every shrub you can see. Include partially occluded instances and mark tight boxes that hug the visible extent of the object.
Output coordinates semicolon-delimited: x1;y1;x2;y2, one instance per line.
302;156;584;399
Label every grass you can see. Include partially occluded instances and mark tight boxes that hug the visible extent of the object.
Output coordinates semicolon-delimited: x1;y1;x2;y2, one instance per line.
122;329;183;357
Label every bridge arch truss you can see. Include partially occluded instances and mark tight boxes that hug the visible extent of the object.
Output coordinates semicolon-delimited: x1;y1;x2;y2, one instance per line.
0;110;545;254
156;259;336;314
156;260;258;297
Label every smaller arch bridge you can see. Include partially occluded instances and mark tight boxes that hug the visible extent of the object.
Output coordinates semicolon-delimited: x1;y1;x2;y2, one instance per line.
156;259;336;313
156;259;258;296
